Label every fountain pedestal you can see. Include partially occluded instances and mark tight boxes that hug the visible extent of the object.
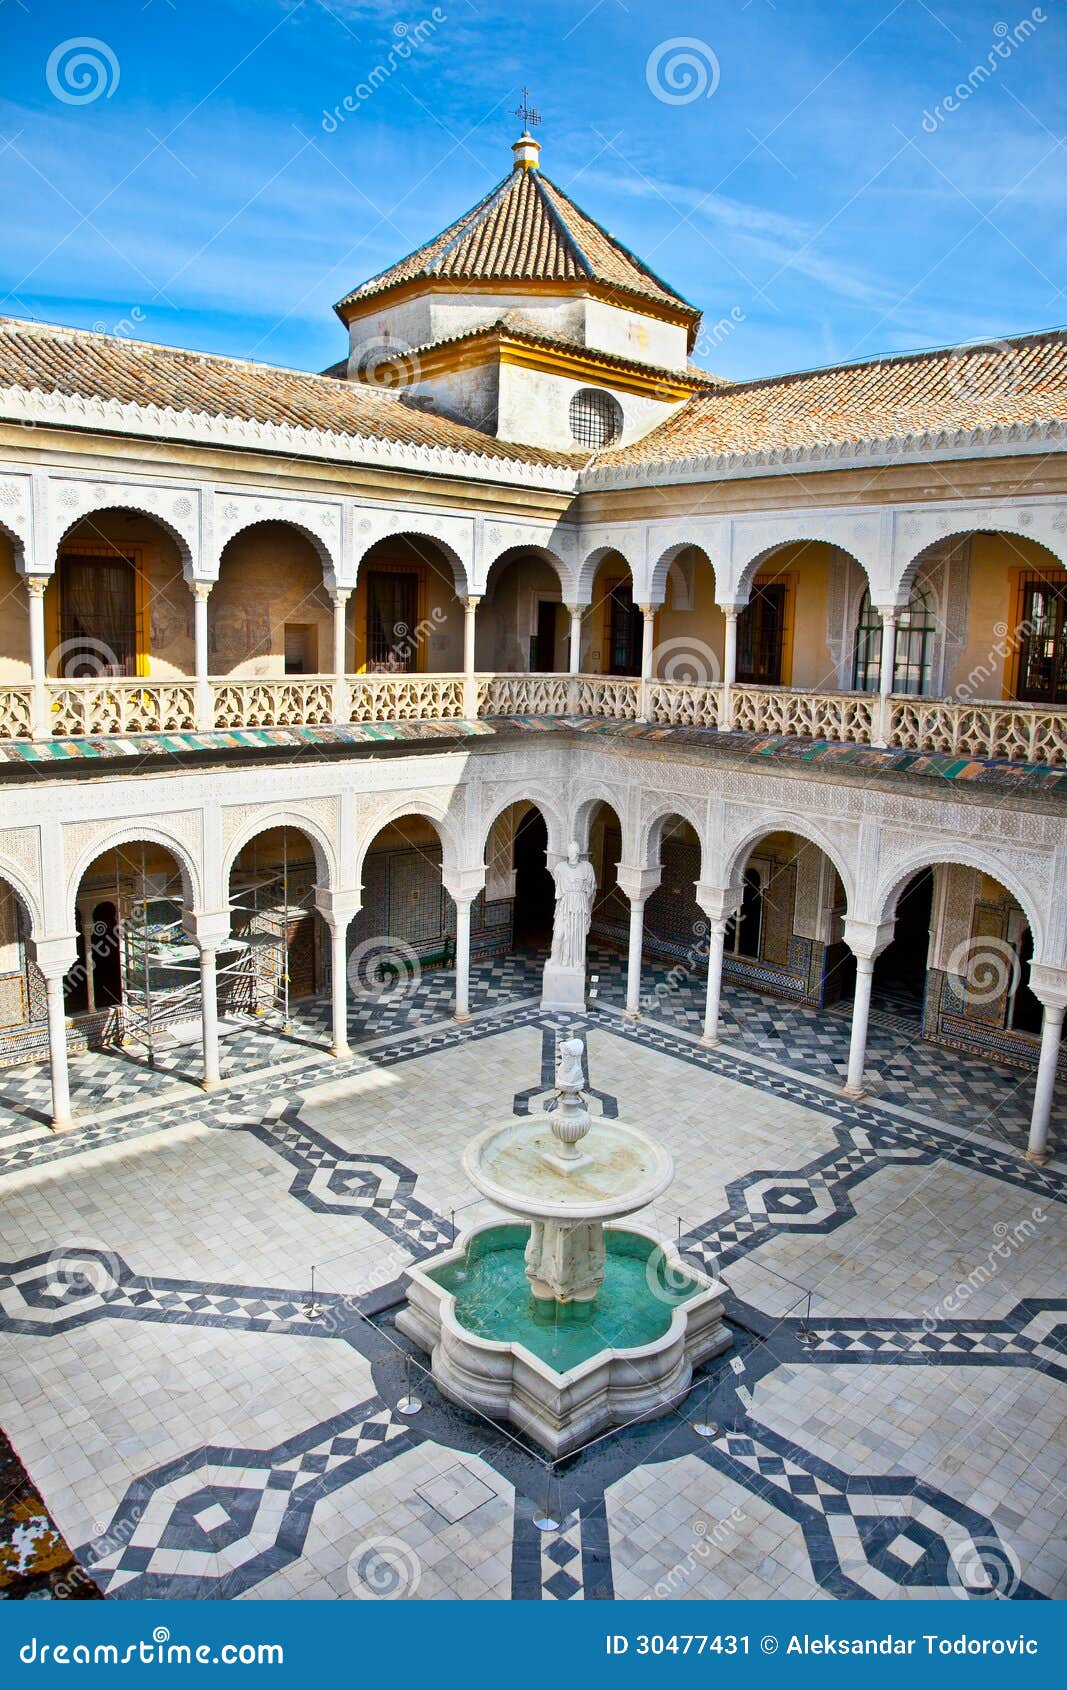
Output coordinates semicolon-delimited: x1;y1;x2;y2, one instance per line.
398;1037;732;1456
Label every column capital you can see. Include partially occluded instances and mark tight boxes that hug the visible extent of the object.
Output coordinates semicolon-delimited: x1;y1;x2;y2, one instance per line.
442;867;486;905
28;934;79;978
461;594;482;610
25;574;49;599
191;579;214;604
720;603;744;620
1027;965;1067;1012
637;602;655;619
875;602;901;621
329;587;351;607
181;908;231;949
314;887;363;928
842;917;895;962
695;881;744;924
565;602;588;618
615;863;661;903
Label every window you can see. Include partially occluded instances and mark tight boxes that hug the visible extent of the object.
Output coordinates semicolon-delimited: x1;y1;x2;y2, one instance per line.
57;553;140;677
737;581;789;685
1015;574;1067;704
366;570;419;672
284;624;317;675
568;388;622;449
606;579;642;676
852;584;935;695
726;868;764;959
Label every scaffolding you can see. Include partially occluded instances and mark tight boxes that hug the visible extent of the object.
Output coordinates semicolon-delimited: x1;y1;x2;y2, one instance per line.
227;833;316;1031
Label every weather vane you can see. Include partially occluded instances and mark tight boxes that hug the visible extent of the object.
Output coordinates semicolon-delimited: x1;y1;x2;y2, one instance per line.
515;88;541;131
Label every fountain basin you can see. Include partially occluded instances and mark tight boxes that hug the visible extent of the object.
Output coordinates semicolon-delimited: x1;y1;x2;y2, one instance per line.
397;1221;731;1457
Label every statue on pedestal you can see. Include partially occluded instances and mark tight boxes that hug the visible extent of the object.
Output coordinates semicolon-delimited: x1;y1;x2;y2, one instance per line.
549;842;596;968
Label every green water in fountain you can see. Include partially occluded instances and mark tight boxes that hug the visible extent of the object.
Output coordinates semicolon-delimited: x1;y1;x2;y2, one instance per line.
429;1224;700;1373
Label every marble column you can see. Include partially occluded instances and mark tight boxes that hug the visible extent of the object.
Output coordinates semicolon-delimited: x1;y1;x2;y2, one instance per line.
638;603;655;721
199;946;221;1089
462;596;480;719
1026;1000;1064;1164
875;605;898;748
26;576;49;740
44;973;72;1129
625;897;646;1017
331;589;350;723
192;581;213;731
700;919;729;1046
722;606;740;730
567;604;583;674
453;896;474;1021
844;955;876;1096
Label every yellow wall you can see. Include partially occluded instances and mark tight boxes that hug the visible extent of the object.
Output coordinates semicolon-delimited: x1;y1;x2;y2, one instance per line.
653;549;724;679
351;537;463;674
0;535;29;679
944;533;1061;701
213;523;330;678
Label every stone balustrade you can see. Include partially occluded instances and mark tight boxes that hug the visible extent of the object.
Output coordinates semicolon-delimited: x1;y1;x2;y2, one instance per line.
887;696;1067;766
1;674;1063;767
731;684;877;745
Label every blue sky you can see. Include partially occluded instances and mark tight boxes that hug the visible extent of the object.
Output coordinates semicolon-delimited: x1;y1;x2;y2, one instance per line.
1;0;1064;381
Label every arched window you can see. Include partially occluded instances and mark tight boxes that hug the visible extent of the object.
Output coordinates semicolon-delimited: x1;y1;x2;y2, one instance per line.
568;388;622;449
852;584;935;695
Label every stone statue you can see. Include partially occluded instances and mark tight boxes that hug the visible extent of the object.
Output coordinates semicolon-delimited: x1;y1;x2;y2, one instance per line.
549;842;596;969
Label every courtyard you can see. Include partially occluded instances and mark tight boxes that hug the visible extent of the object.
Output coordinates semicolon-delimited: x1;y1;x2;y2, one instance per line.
0;955;1063;1602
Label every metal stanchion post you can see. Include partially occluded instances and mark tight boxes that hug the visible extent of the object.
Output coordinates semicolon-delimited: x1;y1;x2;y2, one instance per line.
397;1353;423;1417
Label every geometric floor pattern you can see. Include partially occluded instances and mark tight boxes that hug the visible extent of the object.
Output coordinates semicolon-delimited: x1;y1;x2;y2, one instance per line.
0;969;1063;1601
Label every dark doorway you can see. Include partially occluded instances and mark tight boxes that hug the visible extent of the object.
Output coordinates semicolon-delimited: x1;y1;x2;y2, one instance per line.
366;570;418;670
1011;926;1043;1034
871;869;934;1019
737;581;788;685
608;580;642;676
532;601;559;670
513;810;553;947
58;554;138;676
90;901;123;1009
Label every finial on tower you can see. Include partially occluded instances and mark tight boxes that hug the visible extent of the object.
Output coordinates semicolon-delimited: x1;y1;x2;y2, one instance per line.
513;87;542;170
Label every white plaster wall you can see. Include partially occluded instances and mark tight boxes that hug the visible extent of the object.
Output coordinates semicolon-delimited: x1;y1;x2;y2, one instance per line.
584;299;687;369
496;365;683;452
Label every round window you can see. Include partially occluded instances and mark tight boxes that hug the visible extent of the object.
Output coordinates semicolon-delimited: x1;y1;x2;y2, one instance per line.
568;388;623;449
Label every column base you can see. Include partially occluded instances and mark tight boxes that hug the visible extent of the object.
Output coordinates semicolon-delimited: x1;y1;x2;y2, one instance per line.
1024;1147;1050;1166
453;1010;472;1024
699;1034;721;1049
622;1007;641;1022
50;1115;75;1133
841;1083;867;1101
331;1041;351;1060
200;1075;221;1092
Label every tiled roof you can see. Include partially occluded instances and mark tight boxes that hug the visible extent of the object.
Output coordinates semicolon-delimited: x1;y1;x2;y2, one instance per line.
598;330;1067;468
401;313;723;388
335;166;699;319
0;316;579;466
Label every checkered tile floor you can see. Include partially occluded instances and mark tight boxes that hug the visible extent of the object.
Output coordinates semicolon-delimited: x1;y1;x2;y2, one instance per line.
0;946;1057;1156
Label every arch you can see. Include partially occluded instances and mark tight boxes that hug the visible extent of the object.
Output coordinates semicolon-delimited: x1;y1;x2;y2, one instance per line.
569;791;629;859
479;786;568;863
723;813;856;914
354;531;469;597
733;537;874;608
482;543;571;601
896;527;1067;603
66;824;201;930
0;857;43;939
649;542;717;609
638;798;709;878
222;812;337;899
874;847;1048;964
577;544;638;605
217;515;337;584
54;503;195;576
353;798;462;887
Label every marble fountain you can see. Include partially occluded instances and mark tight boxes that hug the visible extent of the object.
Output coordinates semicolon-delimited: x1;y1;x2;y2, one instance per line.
397;1038;731;1456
